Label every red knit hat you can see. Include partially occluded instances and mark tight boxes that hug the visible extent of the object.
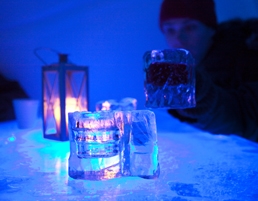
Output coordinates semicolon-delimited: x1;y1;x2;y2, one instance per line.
159;0;218;31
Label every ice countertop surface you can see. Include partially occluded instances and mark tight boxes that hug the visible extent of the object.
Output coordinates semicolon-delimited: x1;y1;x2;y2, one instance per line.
0;109;258;201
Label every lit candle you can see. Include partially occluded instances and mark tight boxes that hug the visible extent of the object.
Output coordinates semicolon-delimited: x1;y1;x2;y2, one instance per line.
53;97;79;130
65;97;79;126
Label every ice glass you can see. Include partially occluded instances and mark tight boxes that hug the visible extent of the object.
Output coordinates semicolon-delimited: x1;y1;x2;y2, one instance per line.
95;99;120;111
124;110;160;179
143;49;196;109
68;110;159;180
95;97;137;111
119;97;137;111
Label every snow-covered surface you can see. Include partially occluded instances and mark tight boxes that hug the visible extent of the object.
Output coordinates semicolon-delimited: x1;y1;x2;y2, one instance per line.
0;110;257;201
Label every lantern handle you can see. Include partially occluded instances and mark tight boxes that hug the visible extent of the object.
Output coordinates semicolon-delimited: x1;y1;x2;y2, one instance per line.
33;47;61;65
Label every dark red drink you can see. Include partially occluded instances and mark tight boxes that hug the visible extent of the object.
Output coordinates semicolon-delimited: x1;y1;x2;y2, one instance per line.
146;62;188;86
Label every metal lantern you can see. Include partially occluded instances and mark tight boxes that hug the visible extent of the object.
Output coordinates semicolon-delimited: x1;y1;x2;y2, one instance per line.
42;54;89;141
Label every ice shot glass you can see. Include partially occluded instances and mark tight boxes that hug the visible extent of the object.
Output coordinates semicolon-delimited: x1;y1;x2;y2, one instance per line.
68;111;123;180
143;49;196;109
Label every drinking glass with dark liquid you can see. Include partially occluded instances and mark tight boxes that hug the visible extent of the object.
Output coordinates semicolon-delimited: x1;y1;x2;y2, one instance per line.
143;49;196;109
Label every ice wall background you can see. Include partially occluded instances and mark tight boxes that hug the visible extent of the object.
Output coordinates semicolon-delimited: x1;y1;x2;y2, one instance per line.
1;0;258;112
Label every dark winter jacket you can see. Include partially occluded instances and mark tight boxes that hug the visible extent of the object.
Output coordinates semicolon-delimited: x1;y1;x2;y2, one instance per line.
168;18;258;142
0;74;28;121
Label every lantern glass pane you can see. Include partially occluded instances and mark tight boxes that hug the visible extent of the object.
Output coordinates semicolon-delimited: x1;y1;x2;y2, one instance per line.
43;70;61;135
65;70;88;112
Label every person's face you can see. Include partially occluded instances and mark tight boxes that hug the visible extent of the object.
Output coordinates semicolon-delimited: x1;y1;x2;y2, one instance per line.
162;18;215;65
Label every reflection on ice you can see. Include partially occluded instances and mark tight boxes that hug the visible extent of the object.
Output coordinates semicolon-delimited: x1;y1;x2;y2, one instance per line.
0;113;258;200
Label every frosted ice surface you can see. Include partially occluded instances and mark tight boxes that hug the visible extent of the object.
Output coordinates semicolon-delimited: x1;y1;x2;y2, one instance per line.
1;111;258;200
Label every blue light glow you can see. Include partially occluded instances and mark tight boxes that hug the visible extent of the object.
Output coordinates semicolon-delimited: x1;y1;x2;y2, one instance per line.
0;110;258;200
8;135;16;142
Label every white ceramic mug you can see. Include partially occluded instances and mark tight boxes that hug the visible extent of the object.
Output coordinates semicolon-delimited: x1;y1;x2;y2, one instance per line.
12;99;39;129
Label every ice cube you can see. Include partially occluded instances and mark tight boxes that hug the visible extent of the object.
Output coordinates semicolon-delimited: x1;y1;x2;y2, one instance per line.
115;110;160;179
130;110;159;178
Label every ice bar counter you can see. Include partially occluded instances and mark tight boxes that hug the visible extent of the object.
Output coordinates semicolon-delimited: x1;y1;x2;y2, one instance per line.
0;109;258;200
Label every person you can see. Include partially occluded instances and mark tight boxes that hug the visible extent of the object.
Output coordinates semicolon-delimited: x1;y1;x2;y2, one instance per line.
0;73;28;121
159;0;258;142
